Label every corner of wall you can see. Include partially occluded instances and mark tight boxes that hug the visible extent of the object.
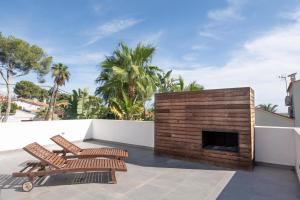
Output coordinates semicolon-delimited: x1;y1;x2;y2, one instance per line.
84;119;94;140
294;128;300;182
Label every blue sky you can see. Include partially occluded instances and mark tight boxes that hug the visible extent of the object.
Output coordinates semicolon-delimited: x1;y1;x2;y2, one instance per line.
0;0;300;111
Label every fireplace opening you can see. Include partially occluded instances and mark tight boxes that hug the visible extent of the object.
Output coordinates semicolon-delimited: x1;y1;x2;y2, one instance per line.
202;130;239;152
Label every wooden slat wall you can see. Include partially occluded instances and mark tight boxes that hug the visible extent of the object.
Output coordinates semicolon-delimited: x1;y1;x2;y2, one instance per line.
154;87;255;169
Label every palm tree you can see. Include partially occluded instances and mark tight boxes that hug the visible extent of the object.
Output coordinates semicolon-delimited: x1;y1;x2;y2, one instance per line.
186;81;204;91
45;63;70;120
174;76;204;92
109;92;143;120
176;76;185;91
157;70;177;92
95;42;160;119
257;104;278;113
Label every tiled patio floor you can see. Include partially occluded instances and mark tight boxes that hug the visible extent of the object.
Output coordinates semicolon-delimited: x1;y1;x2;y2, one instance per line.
0;140;299;200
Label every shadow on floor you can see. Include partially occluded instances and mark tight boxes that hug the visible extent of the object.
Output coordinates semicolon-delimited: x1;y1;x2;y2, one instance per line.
216;166;300;200
0;171;112;192
85;141;300;199
86;140;226;171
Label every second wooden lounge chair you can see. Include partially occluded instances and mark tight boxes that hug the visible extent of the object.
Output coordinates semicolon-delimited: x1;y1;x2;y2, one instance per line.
51;135;128;159
13;142;127;192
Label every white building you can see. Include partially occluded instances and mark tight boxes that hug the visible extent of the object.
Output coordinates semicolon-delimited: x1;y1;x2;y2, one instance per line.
7;110;36;122
14;98;48;112
255;108;294;127
287;78;300;127
255;74;300;128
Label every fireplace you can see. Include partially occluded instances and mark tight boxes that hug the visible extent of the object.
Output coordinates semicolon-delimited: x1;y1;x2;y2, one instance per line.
155;87;255;169
202;130;239;152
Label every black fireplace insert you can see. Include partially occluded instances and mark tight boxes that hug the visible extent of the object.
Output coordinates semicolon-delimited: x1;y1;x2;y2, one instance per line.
202;130;239;152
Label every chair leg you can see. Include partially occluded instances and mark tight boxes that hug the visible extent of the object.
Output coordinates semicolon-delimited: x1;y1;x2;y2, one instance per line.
109;170;117;184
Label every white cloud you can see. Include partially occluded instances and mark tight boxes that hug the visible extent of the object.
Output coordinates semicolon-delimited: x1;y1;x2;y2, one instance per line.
0;86;6;95
281;6;300;22
199;0;246;39
191;44;209;51
182;53;200;62
93;4;103;12
198;29;220;39
131;30;164;47
208;0;245;21
54;51;106;65
159;8;300;113
84;18;142;46
141;31;164;45
154;55;204;71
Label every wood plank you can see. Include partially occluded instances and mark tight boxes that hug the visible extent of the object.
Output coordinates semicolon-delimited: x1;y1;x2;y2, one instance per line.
155;87;254;169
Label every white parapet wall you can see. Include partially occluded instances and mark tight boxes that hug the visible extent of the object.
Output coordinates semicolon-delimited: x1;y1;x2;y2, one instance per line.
0;119;93;151
92;119;154;148
0;119;154;152
1;119;300;182
255;126;296;166
255;126;300;181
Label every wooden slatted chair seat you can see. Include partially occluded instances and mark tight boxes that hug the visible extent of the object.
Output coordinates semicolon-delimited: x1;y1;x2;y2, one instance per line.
13;142;127;191
79;148;128;158
23;142;127;171
51;135;128;159
65;159;127;171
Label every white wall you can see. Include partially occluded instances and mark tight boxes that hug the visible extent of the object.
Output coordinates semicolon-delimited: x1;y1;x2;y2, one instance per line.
255;109;294;127
255;126;296;166
0;119;93;151
0;119;154;152
2;119;300;182
92;119;154;148
7;110;36;122
292;82;300;127
295;129;300;181
14;100;41;112
255;127;300;182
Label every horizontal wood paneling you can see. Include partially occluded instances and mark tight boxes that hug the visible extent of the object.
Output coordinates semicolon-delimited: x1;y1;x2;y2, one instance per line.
154;87;255;169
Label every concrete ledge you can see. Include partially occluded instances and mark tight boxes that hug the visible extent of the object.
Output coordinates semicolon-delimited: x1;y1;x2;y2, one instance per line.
84;138;154;150
255;161;295;170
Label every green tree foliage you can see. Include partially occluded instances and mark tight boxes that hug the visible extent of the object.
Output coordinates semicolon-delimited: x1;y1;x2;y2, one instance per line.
34;108;48;120
45;63;70;120
186;81;204;91
56;92;70;101
173;76;204;92
0;33;52;122
157;70;177;92
95;42;160;119
95;42;204;120
110;92;143;120
1;102;19;114
64;88;109;119
95;42;159;102
257;103;278;113
14;80;49;101
39;88;50;101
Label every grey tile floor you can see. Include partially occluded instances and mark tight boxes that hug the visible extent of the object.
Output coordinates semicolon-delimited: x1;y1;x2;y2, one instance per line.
0;140;299;200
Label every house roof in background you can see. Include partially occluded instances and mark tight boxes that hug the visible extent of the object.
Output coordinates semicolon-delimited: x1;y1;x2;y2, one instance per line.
16;98;48;107
255;108;293;120
0;95;7;103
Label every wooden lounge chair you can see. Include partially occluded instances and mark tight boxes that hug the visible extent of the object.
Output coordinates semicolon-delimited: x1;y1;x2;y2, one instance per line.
51;135;128;159
13;142;127;192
